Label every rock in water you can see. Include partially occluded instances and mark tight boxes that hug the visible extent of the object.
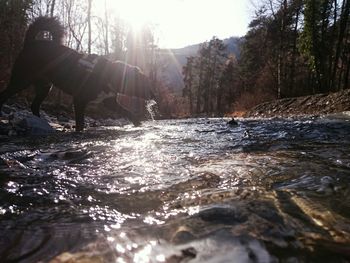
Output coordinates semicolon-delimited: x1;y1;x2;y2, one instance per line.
17;115;55;136
227;118;238;126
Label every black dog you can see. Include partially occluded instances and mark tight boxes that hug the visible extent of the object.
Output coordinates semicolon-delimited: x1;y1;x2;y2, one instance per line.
0;17;154;131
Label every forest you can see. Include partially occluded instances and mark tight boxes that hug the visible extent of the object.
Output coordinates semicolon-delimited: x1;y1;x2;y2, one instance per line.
183;0;350;116
1;0;350;118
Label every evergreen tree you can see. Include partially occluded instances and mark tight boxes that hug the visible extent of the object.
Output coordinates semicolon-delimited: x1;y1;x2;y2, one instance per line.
0;0;33;68
183;56;195;115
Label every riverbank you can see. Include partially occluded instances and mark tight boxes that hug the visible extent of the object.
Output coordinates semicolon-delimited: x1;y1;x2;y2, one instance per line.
244;89;350;118
2;88;350;136
0;98;130;136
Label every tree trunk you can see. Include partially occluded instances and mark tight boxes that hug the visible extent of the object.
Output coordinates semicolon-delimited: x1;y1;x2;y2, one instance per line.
327;0;338;89
196;59;204;114
188;62;194;115
50;0;55;17
87;0;92;54
188;83;193;115
104;0;109;55
203;46;212;114
343;54;350;90
277;0;288;98
209;54;217;114
332;0;350;91
290;3;301;96
310;0;323;93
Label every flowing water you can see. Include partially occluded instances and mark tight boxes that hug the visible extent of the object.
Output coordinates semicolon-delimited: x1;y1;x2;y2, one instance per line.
1;116;350;262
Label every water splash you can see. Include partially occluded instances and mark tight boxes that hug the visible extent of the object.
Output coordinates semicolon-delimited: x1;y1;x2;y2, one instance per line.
146;100;157;121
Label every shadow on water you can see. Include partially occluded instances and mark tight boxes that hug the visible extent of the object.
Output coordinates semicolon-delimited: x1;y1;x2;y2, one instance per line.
0;117;350;262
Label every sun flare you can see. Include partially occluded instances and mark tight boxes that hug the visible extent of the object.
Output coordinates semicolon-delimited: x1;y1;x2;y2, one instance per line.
96;0;167;32
94;0;249;48
111;0;155;30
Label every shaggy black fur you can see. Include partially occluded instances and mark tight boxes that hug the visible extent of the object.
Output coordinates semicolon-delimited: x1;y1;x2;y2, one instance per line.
0;17;153;131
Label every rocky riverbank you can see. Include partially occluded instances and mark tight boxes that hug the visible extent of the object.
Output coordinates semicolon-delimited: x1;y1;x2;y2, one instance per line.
244;89;350;118
0;99;130;137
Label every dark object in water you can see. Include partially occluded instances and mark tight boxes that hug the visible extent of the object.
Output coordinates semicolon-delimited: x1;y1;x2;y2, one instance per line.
197;207;247;225
227;118;238;126
102;96;142;126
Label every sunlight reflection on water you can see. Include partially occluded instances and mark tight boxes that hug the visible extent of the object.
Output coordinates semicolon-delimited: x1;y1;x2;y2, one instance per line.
1;117;350;261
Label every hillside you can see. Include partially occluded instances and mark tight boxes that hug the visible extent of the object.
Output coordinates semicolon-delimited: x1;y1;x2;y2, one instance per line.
158;37;241;93
244;89;350;118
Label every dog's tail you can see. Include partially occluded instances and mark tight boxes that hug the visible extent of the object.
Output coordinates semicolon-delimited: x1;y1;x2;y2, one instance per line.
24;16;64;46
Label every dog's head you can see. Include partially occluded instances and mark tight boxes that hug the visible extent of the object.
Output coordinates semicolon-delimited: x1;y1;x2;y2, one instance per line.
106;61;154;100
101;60;156;122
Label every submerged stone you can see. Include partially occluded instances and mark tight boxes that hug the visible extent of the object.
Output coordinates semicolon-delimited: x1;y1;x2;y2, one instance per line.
17;115;55;136
197;207;247;225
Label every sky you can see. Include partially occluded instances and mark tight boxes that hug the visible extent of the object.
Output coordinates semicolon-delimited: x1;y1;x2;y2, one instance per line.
97;0;251;49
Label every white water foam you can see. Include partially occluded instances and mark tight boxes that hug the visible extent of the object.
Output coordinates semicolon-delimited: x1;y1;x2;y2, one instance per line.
146;100;157;121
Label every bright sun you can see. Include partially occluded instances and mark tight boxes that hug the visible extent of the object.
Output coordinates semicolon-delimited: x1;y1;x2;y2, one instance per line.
97;0;167;31
94;0;249;49
94;0;184;47
111;0;154;29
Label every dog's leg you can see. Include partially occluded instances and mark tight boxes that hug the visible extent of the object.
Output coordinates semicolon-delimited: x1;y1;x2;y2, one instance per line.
31;82;52;117
128;114;141;127
73;99;87;132
0;88;13;115
121;110;142;127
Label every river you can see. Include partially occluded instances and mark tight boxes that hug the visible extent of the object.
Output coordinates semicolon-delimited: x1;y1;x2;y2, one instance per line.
1;116;350;262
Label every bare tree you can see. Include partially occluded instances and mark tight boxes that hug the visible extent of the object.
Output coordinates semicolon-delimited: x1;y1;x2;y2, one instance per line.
104;0;109;55
87;0;92;54
50;0;56;17
61;0;88;51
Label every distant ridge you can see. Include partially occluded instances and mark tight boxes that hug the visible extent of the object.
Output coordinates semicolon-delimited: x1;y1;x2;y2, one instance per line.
158;37;241;92
169;36;241;55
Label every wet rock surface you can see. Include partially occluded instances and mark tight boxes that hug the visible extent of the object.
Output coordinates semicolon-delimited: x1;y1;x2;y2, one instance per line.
0;101;132;136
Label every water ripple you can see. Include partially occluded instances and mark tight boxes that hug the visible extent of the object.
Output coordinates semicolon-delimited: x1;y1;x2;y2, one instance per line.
1;117;350;262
